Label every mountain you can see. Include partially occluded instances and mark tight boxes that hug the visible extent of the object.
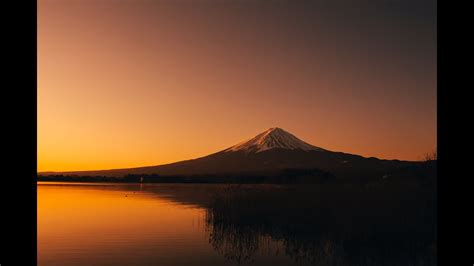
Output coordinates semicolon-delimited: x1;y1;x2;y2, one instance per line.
39;127;420;181
223;127;324;153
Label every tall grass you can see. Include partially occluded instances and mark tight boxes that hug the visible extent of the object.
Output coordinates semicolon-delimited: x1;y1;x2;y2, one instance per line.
205;183;436;265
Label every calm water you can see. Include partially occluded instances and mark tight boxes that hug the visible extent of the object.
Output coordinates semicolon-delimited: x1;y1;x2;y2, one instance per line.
38;183;295;266
38;182;436;266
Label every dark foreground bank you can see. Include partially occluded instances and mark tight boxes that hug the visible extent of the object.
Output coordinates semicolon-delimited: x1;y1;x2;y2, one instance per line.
204;182;437;265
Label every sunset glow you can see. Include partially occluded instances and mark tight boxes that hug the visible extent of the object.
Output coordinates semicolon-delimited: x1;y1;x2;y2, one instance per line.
38;0;436;172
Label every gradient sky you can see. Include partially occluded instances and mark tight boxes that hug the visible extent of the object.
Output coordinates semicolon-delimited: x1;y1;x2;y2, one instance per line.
38;0;437;171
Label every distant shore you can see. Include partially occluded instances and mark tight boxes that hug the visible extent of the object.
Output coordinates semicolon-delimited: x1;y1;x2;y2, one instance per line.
37;161;436;186
37;169;336;184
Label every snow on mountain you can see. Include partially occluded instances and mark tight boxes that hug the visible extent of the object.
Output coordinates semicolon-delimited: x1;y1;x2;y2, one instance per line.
223;127;326;153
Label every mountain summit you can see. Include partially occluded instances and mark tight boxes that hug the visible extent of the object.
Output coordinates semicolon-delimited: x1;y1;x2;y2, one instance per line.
224;127;324;153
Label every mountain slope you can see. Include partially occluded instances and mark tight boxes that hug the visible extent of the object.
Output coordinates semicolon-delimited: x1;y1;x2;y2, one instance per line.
39;127;419;180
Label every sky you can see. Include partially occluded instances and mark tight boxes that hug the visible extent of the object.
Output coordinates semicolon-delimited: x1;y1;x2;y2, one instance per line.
38;0;437;171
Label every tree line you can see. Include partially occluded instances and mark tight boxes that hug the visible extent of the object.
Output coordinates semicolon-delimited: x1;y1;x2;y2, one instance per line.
37;168;335;184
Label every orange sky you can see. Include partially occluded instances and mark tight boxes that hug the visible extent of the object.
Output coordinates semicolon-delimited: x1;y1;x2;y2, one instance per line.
38;0;437;172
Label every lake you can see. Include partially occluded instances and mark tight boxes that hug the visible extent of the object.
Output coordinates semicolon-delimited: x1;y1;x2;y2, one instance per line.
38;182;436;266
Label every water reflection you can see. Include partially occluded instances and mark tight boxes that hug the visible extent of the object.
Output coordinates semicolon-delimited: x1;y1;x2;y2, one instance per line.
38;183;436;266
203;185;436;266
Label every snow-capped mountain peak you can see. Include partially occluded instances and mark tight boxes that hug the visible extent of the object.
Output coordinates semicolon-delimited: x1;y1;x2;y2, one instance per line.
224;127;325;153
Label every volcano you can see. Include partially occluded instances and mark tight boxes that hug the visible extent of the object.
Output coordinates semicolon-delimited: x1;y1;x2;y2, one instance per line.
39;127;419;180
223;127;325;153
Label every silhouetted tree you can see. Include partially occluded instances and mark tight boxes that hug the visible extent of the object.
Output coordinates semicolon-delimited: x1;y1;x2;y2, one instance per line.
423;148;437;161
